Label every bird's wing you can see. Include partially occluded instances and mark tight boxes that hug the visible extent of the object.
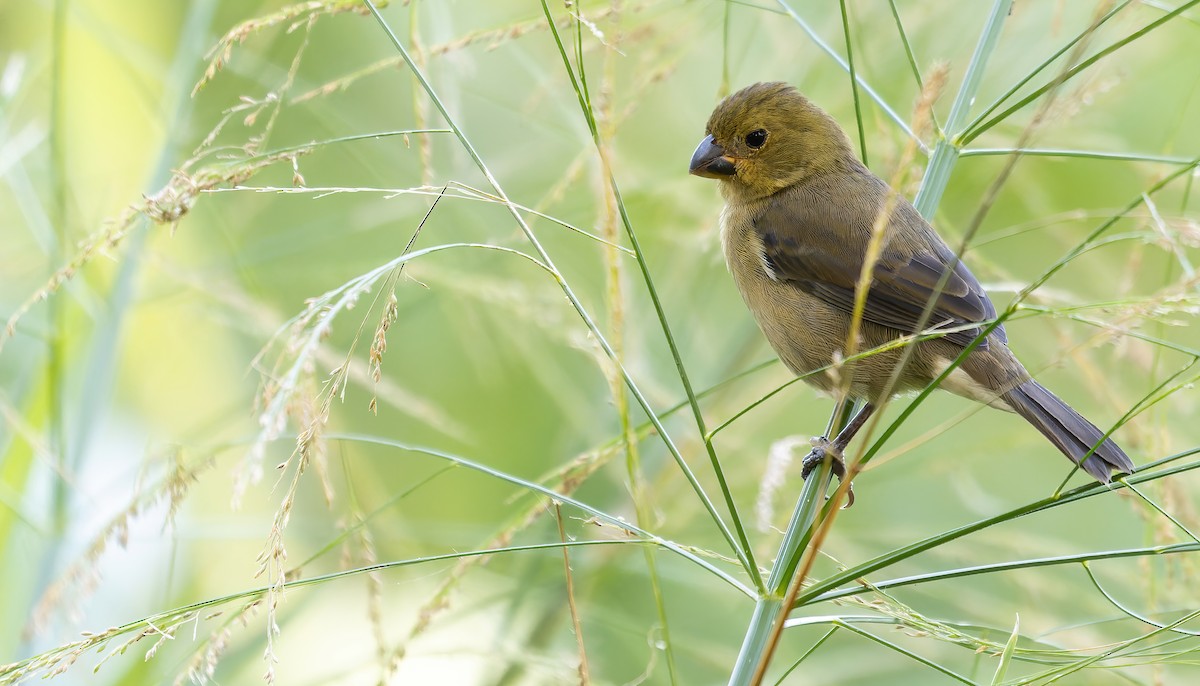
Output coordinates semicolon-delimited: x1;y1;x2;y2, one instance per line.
754;197;1005;349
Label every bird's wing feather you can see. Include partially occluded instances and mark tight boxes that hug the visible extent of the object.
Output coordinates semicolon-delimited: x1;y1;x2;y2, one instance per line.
754;191;1005;348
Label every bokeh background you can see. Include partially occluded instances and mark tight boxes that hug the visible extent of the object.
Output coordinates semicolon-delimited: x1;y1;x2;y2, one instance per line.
2;0;1199;684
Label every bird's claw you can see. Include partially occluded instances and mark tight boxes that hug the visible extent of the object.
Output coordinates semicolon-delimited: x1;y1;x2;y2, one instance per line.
800;436;844;479
800;436;855;508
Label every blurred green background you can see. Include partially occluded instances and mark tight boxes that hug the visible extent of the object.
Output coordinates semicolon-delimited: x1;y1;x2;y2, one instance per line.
2;0;1199;684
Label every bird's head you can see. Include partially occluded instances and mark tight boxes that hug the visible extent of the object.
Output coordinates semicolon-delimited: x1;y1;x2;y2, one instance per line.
689;82;856;201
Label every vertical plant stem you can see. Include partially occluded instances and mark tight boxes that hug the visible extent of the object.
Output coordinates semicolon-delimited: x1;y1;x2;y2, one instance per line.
30;0;71;654
912;0;1013;217
721;0;733;96
886;0;924;88
960;0;1200;146
957;0;1132;142
776;0;922;149
408;1;433;186
727;460;834;686
47;0;69;536
69;0;217;464
594;5;678;679
25;0;216;659
556;504;590;684
837;0;868;165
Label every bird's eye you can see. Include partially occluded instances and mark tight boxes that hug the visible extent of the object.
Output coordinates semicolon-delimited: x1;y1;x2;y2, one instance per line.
745;129;768;149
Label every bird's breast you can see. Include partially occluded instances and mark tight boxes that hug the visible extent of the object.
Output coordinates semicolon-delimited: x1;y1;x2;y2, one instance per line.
719;205;846;391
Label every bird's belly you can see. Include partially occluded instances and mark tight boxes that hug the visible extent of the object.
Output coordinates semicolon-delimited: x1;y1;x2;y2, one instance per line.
737;270;850;393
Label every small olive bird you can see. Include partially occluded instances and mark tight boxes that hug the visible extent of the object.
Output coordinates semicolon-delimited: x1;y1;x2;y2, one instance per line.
689;82;1133;497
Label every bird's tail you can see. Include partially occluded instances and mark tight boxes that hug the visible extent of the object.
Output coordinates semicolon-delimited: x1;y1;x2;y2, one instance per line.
1002;380;1134;482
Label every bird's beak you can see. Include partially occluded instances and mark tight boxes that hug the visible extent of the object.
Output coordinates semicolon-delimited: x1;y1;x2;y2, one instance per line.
689;135;736;178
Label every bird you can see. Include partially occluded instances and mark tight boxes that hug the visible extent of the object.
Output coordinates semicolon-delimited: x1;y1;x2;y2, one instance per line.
688;81;1133;501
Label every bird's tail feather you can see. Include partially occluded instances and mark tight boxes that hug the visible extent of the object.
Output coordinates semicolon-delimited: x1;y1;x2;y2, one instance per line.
1003;380;1133;482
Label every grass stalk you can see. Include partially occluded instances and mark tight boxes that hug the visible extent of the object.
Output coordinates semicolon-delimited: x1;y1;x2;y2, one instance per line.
834;620;974;684
364;0;764;588
769;627;838;685
334;433;755;596
47;0;68;538
727;459;834;686
66;0;217;467
555;503;591;683
796;447;1200;607
594;9;680;678
24;0;217;659
536;0;765;590
960;0;1200;146
913;0;1013;216
836;0;867;165
959;147;1199;164
776;0;923;150
29;5;71;660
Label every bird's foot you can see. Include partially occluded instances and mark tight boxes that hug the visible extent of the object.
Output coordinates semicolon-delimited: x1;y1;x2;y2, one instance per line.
800;436;855;508
799;436;844;479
